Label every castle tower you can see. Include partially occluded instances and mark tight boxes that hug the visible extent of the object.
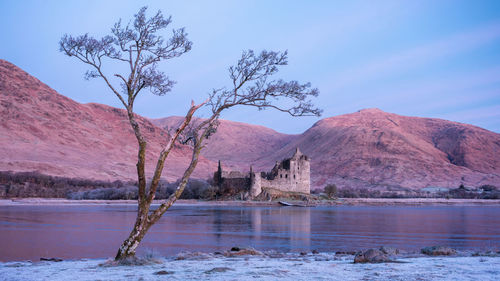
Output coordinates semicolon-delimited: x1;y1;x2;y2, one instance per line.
288;147;310;194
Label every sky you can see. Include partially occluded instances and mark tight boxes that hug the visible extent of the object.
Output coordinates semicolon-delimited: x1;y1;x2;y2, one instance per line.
1;0;500;134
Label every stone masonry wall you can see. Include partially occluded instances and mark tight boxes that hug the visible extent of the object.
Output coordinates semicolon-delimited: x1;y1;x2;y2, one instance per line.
250;148;310;195
217;148;311;198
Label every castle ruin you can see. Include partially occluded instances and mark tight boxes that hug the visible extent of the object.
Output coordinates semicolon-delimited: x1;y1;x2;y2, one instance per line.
214;148;310;198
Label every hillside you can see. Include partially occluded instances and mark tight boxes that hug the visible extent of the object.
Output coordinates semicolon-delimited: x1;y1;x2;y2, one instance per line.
151;117;296;170
256;108;500;189
1;59;499;191
154;109;500;190
0;60;215;182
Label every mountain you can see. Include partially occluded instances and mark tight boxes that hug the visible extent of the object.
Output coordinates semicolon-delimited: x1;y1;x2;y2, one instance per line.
1;59;499;190
253;108;500;189
0;59;215;182
150;117;296;170
153;109;500;190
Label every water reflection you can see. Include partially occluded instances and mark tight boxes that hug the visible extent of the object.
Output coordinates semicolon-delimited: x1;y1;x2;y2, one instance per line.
250;208;311;251
0;205;499;261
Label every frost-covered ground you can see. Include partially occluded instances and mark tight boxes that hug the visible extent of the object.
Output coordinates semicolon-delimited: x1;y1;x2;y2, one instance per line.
1;252;499;281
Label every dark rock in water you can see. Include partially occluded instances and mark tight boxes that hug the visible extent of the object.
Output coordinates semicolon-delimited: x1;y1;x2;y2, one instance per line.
300;252;307;256
40;257;63;262
354;249;391;263
205;267;234;274
230;247;240;252
379;246;400;256
421;246;456;256
154;270;174;275
312;249;319;254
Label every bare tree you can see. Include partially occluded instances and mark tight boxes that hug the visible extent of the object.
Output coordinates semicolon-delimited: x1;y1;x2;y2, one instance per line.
60;7;321;261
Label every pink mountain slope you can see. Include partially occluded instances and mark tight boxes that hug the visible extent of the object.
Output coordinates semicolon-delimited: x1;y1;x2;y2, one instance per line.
1;60;499;191
258;108;500;189
0;60;215;182
154;109;500;190
151;116;296;170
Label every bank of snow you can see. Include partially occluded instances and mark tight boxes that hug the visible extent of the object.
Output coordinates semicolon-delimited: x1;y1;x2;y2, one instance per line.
1;253;499;281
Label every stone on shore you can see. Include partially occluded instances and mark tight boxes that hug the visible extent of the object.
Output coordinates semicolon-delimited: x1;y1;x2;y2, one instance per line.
224;247;263;257
354;248;391;263
153;270;174;275
204;267;234;274
379;246;400;256
421;246;456;256
40;258;63;262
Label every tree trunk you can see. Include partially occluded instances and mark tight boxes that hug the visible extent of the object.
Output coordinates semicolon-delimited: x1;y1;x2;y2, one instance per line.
114;102;205;261
115;209;151;260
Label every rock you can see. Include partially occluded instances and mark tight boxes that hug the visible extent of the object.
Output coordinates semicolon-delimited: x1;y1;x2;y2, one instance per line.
300;252;307;256
230;247;240;252
354;249;391;263
5;263;28;268
175;252;213;260
421;246;456;256
224;247;263;257
312;249;319;254
205;267;234;274
40;257;63;262
264;250;285;258
154;270;174;275
471;251;498;257
379;246;400;256
335;251;356;255
117;257;147;266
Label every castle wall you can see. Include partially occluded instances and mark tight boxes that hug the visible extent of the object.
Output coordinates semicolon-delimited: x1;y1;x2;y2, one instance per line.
218;148;311;198
221;171;247;179
258;158;310;194
250;173;262;197
250;148;310;195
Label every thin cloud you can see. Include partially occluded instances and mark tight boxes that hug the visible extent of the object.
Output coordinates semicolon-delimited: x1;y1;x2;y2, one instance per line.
439;104;500;123
353;65;500;108
325;21;500;93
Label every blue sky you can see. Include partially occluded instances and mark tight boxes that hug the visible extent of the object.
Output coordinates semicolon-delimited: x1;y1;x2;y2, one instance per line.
1;0;499;134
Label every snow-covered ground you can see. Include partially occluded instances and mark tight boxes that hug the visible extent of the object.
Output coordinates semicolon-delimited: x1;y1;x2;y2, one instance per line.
1;252;499;281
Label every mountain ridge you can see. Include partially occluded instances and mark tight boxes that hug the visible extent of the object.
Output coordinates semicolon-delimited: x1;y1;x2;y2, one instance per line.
0;59;216;182
1;59;499;190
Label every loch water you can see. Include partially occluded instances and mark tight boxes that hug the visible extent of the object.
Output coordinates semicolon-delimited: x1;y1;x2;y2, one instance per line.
1;204;499;261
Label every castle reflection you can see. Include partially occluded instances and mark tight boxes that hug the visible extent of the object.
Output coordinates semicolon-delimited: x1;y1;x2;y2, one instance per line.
250;207;311;250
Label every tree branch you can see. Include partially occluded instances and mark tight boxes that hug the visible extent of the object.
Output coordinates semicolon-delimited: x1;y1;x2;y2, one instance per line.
145;100;206;204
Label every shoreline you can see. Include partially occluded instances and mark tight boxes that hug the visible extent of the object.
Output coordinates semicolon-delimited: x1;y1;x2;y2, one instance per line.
1;197;499;206
1;251;499;280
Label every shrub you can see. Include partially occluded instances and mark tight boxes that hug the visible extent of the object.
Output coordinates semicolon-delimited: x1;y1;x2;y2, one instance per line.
480;185;497;192
324;184;337;199
0;171;210;200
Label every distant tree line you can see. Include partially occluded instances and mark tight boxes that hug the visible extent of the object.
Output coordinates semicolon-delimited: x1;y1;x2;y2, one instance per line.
313;183;499;199
2;171;497;200
0;171;212;200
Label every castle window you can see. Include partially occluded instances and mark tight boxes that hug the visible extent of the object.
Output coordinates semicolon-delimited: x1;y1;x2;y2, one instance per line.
285;174;288;178
294;174;296;179
280;174;282;178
